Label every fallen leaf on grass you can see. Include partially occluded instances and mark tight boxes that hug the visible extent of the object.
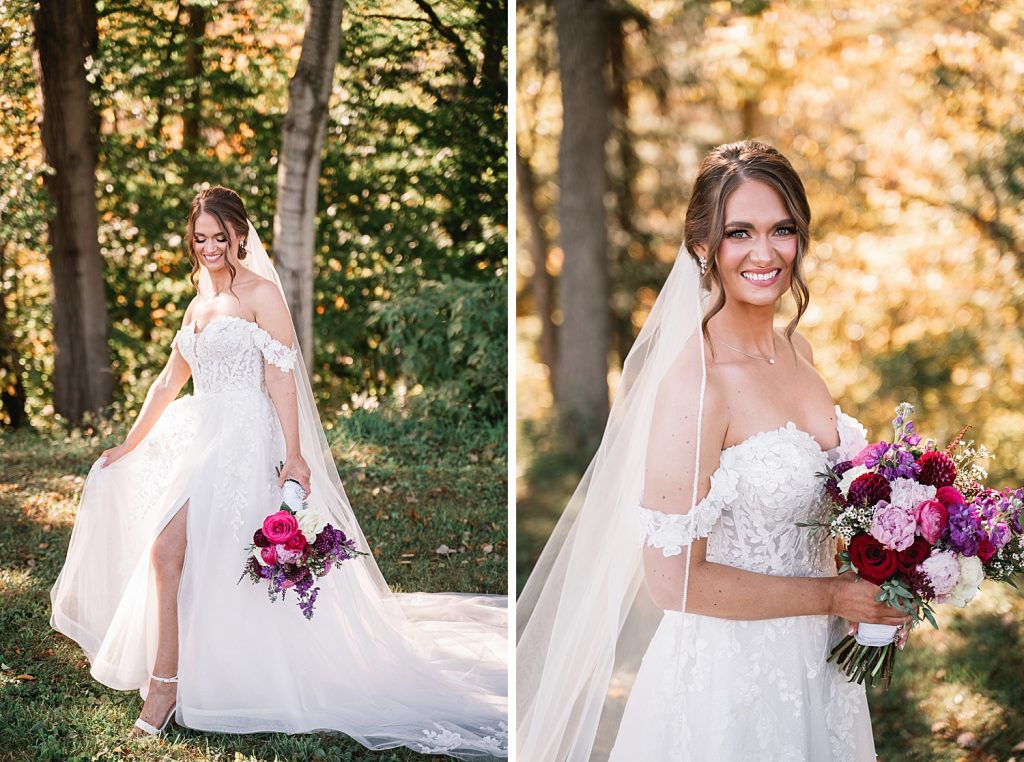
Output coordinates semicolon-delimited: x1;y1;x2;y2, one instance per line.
482;544;493;554
435;544;458;556
14;674;36;681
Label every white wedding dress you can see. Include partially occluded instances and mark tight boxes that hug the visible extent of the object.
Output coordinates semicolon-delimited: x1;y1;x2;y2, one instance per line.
50;313;507;758
610;408;877;761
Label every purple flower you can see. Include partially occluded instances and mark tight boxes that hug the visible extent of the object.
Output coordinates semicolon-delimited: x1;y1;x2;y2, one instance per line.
869;444;921;481
989;521;1011;549
947;502;981;556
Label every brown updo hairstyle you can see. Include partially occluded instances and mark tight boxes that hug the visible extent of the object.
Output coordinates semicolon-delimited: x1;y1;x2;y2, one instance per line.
185;186;250;291
683;140;811;345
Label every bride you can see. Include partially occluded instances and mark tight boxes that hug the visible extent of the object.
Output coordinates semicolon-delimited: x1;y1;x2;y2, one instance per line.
517;141;906;760
50;186;507;757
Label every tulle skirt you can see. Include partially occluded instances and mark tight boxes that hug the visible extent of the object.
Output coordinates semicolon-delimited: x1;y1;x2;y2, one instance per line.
50;389;508;757
609;611;875;762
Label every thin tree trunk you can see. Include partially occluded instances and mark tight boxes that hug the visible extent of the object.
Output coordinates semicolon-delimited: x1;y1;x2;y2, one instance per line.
33;0;112;424
553;0;610;453
516;148;557;375
0;242;28;428
274;0;345;366
183;2;206;154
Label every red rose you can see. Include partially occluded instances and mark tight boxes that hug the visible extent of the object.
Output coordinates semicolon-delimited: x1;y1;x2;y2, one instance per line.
897;537;932;573
284;532;308;553
977;539;997;563
848;533;899;585
262;510;299;544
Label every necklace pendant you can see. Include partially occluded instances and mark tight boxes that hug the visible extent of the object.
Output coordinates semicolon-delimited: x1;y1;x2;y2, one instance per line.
769;357;776;365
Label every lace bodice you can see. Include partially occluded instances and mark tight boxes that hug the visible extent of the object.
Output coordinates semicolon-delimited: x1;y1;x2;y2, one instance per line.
174;314;297;395
638;407;868;577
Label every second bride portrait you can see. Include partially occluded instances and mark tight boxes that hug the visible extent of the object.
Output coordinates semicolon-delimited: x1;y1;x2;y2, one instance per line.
516;2;1024;760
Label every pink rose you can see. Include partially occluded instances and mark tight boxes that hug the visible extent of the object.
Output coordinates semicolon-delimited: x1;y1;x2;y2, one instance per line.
869;501;917;551
284;533;308;553
260;545;278;565
263;510;299;544
914;499;949;544
934;486;966;508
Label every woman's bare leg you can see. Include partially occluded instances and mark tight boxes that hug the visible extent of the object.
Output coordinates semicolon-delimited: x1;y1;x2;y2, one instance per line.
132;500;188;734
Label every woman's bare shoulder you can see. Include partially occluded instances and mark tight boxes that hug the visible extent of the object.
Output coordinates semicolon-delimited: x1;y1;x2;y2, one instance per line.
789;329;814;364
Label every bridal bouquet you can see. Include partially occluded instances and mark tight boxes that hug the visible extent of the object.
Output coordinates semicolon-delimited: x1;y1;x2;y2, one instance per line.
816;403;1024;687
239;476;365;619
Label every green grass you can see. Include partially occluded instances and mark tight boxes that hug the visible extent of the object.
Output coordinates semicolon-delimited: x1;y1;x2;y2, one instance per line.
0;404;507;762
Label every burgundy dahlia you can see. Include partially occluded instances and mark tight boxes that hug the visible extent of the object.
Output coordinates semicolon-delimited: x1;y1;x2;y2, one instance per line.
253;529;271;548
848;472;892;507
917;451;957;488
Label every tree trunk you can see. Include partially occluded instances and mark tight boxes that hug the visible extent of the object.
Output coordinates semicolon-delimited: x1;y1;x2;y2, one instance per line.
553;0;610;453
183;2;206;154
516;147;557;375
33;0;112;424
274;0;345;366
0;242;28;428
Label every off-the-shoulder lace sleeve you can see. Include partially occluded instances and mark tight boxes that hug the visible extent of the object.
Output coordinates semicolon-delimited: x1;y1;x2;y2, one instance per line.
636;467;740;557
253;328;298;372
834;405;868;463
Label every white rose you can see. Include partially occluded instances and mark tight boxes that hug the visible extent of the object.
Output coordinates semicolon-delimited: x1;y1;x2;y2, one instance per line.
296;506;328;544
941;555;984;608
837;464;869;496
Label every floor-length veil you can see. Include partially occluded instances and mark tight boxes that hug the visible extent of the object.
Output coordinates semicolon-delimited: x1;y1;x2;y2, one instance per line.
517;249;707;760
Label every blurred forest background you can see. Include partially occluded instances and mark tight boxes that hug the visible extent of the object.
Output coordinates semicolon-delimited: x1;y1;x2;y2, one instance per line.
517;0;1024;759
0;1;507;759
0;0;506;431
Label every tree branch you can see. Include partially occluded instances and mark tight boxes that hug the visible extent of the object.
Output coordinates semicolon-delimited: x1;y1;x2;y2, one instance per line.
410;0;476;83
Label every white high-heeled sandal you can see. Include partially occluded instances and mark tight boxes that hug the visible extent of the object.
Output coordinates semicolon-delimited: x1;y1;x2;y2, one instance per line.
132;675;178;737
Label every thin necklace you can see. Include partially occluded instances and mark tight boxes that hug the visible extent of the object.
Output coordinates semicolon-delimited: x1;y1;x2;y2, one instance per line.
715;335;777;365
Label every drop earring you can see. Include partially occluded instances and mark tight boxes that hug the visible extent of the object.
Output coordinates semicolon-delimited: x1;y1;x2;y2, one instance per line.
698;256;708;275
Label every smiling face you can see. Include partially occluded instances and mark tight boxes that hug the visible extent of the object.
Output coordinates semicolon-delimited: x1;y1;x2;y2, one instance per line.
191;212;238;273
712;180;799;309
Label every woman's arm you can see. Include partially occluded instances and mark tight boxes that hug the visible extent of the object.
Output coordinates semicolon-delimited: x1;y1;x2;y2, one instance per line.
640;345;904;625
252;280;311;495
100;317;194;467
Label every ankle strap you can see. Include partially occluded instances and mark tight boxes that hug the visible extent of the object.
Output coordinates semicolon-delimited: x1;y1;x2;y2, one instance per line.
151;675;179;683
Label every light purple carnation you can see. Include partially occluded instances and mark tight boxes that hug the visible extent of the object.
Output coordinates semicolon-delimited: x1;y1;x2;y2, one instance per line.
919;550;960;596
869;500;917;551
